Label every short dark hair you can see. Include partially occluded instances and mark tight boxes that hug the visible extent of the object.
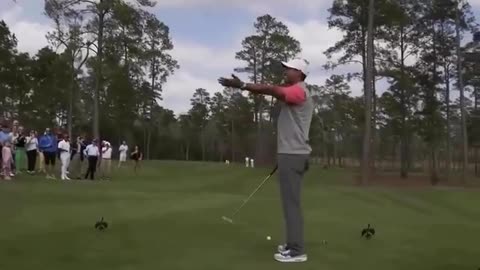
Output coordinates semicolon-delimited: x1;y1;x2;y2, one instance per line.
301;73;307;81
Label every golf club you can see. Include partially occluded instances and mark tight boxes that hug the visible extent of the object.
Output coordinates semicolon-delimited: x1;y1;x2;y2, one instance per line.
222;165;278;224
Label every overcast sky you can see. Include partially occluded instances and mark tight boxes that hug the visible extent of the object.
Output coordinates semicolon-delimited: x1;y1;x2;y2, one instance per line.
1;0;479;114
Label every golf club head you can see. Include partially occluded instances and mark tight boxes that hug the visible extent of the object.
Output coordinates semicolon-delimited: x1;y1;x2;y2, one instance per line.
222;216;234;224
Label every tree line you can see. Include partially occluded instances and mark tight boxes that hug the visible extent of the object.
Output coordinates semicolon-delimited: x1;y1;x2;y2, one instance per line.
0;0;479;184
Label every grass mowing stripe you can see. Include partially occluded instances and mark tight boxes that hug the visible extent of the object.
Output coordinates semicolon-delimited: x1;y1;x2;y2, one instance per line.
1;162;479;270
0;192;240;241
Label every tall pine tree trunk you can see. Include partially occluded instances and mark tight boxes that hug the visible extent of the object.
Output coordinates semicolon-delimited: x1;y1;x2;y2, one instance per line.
430;22;439;185
370;37;377;173
361;0;375;185
146;126;151;160
455;2;468;183
400;24;409;179
147;40;156;161
333;130;338;167
444;64;452;178
201;128;206;161
93;11;105;140
475;87;479;176
68;57;74;138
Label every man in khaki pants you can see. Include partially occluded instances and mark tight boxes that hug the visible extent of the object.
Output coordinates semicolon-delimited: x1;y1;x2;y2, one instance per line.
100;141;112;180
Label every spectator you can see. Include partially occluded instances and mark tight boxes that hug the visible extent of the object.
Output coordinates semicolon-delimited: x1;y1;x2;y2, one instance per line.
36;131;46;174
0;123;12;177
2;141;13;181
37;144;46;173
84;139;100;180
130;145;142;174
38;128;58;180
70;136;85;179
58;135;71;180
118;141;128;168
26;130;39;174
0;124;11;144
10;120;19;174
14;126;27;173
101;141;112;180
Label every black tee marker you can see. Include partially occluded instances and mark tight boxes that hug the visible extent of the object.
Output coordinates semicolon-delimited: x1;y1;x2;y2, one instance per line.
361;224;375;239
95;217;108;231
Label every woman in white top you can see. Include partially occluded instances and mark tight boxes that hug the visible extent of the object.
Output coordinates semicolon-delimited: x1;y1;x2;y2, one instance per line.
118;141;128;168
25;130;38;174
58;135;71;180
100;141;112;180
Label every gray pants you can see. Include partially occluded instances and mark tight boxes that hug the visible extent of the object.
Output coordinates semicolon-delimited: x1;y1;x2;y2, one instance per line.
278;154;309;256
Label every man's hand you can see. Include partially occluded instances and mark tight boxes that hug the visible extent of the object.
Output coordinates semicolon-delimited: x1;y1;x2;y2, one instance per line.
218;74;245;89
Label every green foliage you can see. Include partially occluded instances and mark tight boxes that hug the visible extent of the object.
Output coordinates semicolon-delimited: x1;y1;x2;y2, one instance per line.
1;1;479;175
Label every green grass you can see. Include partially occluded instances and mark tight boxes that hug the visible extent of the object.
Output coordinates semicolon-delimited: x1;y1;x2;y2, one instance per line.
0;161;479;270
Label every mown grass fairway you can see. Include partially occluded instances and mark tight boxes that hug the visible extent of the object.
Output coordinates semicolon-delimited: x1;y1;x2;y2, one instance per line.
0;161;479;270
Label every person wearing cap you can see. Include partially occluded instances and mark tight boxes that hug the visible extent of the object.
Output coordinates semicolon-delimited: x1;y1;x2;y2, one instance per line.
218;57;314;263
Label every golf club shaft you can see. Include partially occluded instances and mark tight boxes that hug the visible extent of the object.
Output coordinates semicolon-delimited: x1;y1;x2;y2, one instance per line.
229;165;278;218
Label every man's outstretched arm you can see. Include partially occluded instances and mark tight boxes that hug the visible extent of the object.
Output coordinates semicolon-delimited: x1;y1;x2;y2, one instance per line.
241;83;286;101
218;74;306;105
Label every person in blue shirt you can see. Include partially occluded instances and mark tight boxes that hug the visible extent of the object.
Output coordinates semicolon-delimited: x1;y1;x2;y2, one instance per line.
0;124;11;145
38;128;58;179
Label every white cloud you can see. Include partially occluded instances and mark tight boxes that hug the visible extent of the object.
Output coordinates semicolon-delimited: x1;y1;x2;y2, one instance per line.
0;5;53;55
160;71;224;115
150;0;329;14
171;41;242;72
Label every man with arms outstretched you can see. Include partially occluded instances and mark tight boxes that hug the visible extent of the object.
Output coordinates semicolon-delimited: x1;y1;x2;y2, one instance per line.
218;58;313;263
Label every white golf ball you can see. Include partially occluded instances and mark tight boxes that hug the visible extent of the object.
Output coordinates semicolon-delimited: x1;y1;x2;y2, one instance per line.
266;236;271;240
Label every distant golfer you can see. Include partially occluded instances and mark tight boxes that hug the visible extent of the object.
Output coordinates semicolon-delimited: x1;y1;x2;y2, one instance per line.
218;58;313;263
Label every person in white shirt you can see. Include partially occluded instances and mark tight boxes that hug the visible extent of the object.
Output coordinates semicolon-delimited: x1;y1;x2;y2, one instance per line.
84;139;99;180
118;141;128;168
58;135;71;180
25;130;38;174
100;140;112;180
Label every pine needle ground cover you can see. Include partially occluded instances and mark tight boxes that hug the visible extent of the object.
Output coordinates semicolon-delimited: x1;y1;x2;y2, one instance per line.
0;161;479;270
